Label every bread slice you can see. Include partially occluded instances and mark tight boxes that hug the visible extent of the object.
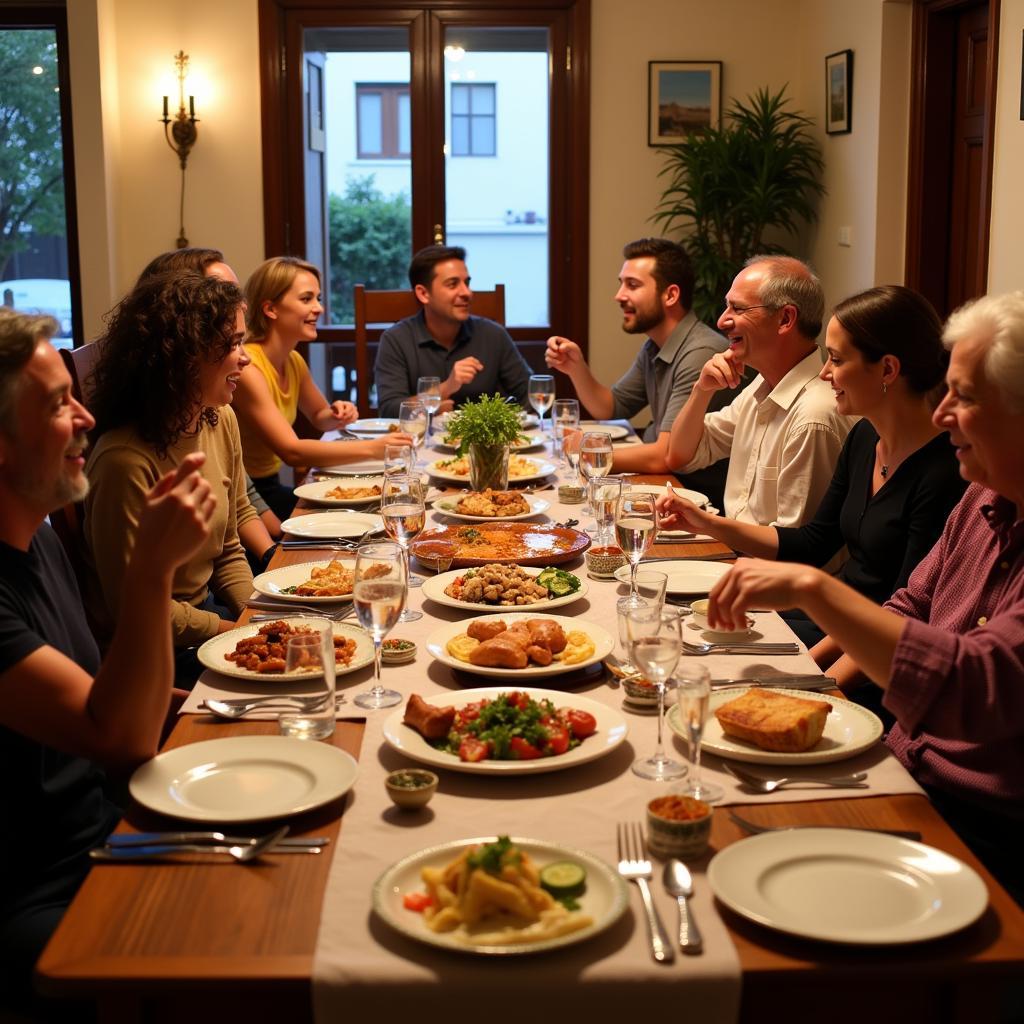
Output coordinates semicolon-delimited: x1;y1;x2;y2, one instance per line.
714;689;831;753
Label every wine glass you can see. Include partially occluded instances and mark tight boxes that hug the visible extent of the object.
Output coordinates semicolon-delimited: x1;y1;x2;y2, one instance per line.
398;400;428;466
578;431;614;520
627;606;687;781
552;398;579;465
674;666;724;802
381;472;426;615
615;491;658;600
352;541;407;710
528;374;555;437
416;377;442;442
277;626;335;740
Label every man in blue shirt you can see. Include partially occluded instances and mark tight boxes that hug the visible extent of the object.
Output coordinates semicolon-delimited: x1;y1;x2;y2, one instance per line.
374;245;532;416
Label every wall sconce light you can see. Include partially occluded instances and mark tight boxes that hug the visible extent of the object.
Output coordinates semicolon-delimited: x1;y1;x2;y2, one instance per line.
160;50;199;249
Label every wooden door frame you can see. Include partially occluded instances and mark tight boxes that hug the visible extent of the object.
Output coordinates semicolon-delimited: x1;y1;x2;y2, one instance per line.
905;0;999;307
257;0;591;355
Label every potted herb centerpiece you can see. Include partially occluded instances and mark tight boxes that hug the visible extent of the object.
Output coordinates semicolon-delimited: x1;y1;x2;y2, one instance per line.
444;394;525;491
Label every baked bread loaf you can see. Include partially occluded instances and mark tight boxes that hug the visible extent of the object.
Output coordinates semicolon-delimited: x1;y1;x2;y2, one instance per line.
714;689;831;752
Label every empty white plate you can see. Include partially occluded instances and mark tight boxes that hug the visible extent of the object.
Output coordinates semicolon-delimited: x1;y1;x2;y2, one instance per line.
613;558;730;595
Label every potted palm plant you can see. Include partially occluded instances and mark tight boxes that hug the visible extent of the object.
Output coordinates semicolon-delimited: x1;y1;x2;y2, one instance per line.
443;394;525;491
652;86;825;324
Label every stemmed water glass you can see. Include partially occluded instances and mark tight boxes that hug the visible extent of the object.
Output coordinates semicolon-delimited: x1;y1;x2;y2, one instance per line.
352;541;407;710
528;374;555;437
381;472;426;616
674;666;724;802
416;377;442;443
615;491;658;600
398;400;428;467
627;606;687;781
552;398;579;465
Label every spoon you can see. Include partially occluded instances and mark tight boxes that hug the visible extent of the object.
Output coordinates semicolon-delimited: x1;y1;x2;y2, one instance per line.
723;762;869;793
662;859;702;955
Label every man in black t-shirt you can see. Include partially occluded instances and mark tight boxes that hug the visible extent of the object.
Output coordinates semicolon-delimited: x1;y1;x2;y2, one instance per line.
0;309;216;1014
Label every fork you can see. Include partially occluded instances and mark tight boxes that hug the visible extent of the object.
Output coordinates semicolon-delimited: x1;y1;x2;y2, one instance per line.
616;822;675;964
723;762;869;793
682;640;799;656
250;606;356;622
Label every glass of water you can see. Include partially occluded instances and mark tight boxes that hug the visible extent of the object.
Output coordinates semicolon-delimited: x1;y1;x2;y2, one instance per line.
528;374;555;436
352;541;407;710
674;666;724;802
589;475;622;547
278;622;336;740
381;472;426;613
416;377;442;442
398;400;428;466
552;398;579;464
615;491;659;601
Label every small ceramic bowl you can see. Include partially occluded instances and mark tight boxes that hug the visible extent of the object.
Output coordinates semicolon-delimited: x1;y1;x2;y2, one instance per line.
385;769;438;810
585;546;627;577
690;599;754;638
621;673;659;706
381;638;417;664
646;795;713;859
558;483;586;504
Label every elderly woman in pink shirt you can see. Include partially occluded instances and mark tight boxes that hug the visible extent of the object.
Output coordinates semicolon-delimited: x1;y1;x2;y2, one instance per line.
704;290;1024;905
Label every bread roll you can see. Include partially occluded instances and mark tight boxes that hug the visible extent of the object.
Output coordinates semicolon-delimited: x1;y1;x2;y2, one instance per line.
714;689;831;752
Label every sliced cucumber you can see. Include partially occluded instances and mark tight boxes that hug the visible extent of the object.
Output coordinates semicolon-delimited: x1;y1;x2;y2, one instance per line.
540;860;587;898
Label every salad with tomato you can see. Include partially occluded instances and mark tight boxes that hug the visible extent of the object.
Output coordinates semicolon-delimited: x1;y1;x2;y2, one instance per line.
434;691;598;763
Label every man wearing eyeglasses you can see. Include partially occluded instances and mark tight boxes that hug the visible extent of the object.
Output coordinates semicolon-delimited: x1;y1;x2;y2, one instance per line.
666;255;855;528
544;237;736;484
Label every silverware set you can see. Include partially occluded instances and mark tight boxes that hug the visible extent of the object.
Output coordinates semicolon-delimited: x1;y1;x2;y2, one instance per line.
616;822;676;963
683;639;800;656
91;825;330;862
203;692;348;719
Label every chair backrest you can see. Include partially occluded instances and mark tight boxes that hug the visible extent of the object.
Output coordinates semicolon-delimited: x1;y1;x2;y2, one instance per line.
60;340;103;406
352;283;507;415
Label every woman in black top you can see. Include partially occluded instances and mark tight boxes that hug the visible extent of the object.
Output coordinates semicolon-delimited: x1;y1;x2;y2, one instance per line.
656;285;966;683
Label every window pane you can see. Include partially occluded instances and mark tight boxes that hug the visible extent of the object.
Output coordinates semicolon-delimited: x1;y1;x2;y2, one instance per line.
471;116;495;156
397;92;411;155
451;115;469;156
357;92;382;154
444;27;549;326
450;82;469;114
0;27;73;344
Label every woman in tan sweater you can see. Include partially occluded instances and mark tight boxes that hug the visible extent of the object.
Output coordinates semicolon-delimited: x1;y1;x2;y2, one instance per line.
82;272;253;664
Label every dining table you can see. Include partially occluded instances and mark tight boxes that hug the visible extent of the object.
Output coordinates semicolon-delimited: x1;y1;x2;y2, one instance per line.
35;429;1024;1024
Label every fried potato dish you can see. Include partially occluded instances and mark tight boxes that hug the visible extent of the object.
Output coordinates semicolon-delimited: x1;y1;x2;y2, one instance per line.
445;617;595;669
224;620;356;674
434;454;539;478
323;483;382;500
455;490;530;517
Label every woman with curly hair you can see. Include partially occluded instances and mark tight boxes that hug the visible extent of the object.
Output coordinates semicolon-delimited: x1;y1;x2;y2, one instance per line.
233;256;411;519
82;272;252;659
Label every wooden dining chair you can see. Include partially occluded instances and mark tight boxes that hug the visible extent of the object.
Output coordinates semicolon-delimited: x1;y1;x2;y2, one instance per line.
59;340;104;406
352;283;506;415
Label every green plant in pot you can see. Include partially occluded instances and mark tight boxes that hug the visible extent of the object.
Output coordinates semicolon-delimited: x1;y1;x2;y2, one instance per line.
444;394;525;491
652;85;825;324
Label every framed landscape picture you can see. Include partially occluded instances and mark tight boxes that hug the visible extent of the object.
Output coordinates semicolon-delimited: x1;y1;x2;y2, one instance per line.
648;61;722;146
825;49;853;134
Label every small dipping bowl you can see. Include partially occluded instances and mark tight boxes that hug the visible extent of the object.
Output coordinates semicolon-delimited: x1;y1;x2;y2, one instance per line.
381;638;417;665
690;598;754;639
385;769;438;810
558;483;586;504
646;795;713;859
585;545;627;578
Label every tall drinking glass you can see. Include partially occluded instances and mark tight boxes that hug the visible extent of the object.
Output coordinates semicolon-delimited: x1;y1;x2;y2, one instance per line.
277;623;336;740
615;491;658;600
552;398;580;465
578;431;614;519
528;374;555;437
674;667;724;802
384;442;414;479
627;607;687;781
416;377;442;442
399;400;428;467
353;541;407;710
614;570;668;673
381;472;426;613
589;475;622;547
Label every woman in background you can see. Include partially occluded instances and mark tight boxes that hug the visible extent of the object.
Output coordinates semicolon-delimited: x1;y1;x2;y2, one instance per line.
233;256;410;519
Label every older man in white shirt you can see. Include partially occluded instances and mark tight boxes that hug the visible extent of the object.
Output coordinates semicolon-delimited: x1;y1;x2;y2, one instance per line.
667;255;855;528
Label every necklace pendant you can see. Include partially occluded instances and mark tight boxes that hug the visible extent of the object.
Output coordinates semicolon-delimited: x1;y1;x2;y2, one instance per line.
880;464;889;479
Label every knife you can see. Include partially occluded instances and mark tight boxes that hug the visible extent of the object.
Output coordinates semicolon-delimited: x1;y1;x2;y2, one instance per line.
92;843;322;861
105;832;329;848
710;675;838;691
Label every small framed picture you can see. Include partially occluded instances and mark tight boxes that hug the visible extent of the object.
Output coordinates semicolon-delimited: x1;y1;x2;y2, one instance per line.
648;61;722;146
825;49;853;134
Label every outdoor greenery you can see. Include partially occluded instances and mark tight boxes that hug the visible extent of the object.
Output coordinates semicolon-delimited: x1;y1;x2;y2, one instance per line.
444;394;526;456
0;30;66;280
327;175;411;323
652;86;825;324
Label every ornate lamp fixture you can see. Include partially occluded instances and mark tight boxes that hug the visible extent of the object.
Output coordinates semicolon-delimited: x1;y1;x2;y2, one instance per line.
160;50;199;249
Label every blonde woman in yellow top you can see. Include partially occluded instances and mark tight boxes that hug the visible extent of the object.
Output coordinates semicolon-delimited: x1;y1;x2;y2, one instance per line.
234;256;411;518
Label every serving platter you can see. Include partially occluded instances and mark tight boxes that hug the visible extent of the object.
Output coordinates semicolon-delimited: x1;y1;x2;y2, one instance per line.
424;612;614;679
197;617;374;682
431;493;551;523
668;686;883;766
292;479;383;508
253;560;356;603
373;836;629;955
411;522;589;568
425;455;557;485
708;830;987;945
421;566;588;613
130;736;359;823
381;687;627;774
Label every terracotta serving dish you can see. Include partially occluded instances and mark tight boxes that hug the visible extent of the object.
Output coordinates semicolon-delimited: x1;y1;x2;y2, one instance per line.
411;522;590;569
